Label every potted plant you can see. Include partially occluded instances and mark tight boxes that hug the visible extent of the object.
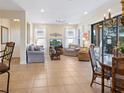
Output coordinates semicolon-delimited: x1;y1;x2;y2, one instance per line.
119;42;124;54
120;46;124;54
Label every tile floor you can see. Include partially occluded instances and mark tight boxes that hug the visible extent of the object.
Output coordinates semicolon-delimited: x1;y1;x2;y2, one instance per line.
0;55;110;93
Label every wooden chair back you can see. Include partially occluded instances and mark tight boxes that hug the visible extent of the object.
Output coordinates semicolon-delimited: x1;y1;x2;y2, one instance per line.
1;42;15;69
89;45;99;73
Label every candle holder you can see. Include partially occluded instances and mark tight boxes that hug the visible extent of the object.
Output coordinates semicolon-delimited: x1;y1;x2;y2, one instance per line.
121;0;124;25
104;9;114;27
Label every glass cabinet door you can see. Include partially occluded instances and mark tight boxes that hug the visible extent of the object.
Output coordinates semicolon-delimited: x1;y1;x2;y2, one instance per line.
91;15;124;63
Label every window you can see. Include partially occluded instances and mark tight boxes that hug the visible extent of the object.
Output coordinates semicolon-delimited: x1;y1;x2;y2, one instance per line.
35;28;46;47
77;29;81;45
65;28;76;47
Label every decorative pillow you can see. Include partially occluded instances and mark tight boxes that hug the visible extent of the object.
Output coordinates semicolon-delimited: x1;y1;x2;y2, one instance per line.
52;48;56;54
28;46;32;51
31;45;35;51
81;47;87;52
69;45;75;49
34;46;40;51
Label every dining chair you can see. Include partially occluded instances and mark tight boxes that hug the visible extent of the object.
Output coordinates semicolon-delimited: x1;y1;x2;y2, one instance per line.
112;57;124;93
89;44;110;87
0;42;15;93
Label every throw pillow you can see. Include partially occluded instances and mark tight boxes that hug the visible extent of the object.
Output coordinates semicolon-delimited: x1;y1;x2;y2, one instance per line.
28;46;32;51
34;46;39;51
70;45;75;49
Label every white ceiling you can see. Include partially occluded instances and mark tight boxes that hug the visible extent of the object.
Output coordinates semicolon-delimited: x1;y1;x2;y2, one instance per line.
0;0;22;10
0;0;115;24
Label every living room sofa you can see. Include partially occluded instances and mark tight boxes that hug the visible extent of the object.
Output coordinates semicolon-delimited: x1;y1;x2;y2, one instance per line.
26;44;44;63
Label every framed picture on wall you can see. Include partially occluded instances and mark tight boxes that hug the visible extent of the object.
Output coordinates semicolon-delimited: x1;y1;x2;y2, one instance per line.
1;26;9;44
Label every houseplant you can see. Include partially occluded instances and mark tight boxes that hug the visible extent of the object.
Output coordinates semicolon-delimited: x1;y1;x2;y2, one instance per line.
118;42;124;54
120;46;124;54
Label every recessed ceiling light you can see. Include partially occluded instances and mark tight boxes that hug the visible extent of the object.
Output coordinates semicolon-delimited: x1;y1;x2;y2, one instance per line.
41;9;45;13
13;19;20;22
84;11;88;15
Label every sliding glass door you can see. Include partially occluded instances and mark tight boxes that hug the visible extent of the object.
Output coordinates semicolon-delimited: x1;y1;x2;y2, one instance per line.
91;15;124;62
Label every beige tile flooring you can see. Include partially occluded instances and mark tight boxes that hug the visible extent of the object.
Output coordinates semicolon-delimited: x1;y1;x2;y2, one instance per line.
0;55;110;93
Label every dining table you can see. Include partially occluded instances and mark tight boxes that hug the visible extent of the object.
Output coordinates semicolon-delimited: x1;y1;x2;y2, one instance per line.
99;55;113;93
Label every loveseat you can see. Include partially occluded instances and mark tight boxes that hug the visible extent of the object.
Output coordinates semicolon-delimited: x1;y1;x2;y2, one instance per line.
26;44;44;64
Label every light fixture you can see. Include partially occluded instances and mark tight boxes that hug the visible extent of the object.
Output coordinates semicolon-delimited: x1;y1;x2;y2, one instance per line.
108;9;111;19
104;9;112;20
103;9;114;27
104;14;106;20
41;9;45;13
121;0;124;25
99;25;102;28
84;11;88;15
13;19;20;22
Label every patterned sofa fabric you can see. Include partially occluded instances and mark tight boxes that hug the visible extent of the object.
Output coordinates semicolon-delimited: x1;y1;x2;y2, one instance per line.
26;44;44;63
63;44;80;57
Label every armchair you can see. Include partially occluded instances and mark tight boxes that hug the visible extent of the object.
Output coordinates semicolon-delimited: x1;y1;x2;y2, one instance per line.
63;44;80;57
78;47;90;61
49;46;60;60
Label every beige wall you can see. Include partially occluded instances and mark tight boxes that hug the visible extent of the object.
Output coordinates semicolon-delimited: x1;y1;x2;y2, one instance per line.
0;10;27;64
32;24;78;49
27;23;30;44
10;20;20;57
0;18;21;58
0;18;10;50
